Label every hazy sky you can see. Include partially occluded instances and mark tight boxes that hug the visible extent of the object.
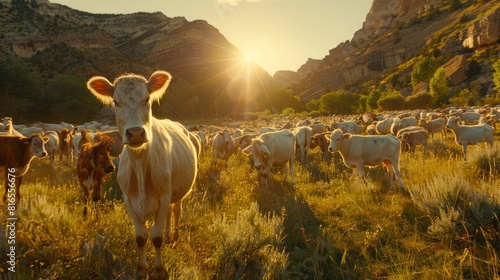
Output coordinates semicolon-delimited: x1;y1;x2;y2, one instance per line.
50;0;373;75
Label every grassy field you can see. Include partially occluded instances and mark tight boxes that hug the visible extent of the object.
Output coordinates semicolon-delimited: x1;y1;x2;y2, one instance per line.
1;127;499;279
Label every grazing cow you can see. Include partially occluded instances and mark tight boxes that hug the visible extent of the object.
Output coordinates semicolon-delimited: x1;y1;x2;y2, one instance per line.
400;130;429;157
311;133;330;162
212;129;235;170
366;123;377;135
1;134;49;202
233;133;258;151
448;111;480;124
77;137;115;216
328;129;405;191
293;126;312;166
375;117;397;135
446;116;494;161
331;121;362;135
43;131;59;163
242;130;295;188
419;117;446;141
87;70;197;279
58;128;73;165
390;117;417;135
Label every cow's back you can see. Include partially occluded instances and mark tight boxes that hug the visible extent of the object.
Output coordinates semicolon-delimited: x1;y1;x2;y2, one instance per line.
342;135;400;167
261;130;295;164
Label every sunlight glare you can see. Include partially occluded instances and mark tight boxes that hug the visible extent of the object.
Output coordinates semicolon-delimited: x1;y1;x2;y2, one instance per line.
242;51;254;63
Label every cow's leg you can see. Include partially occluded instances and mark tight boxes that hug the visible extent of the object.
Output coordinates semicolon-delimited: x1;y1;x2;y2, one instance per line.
390;161;405;192
170;201;182;242
151;194;171;279
124;197;149;279
289;159;295;186
462;144;468;161
81;181;89;217
354;164;367;184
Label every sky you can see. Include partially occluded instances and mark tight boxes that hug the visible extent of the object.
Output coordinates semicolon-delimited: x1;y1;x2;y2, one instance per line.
50;0;373;75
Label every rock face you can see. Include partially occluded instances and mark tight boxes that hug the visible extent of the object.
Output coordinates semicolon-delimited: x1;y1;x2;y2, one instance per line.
278;0;500;101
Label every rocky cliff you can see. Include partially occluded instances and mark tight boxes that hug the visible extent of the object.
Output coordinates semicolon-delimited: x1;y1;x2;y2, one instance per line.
280;0;500;101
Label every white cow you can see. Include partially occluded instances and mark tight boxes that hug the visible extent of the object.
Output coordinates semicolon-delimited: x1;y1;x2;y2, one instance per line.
242;130;295;188
87;70;198;279
330;121;362;135
328;129;405;192
43;131;59;163
212;129;235;170
375;117;397;135
400;130;429;157
446;116;494;161
293;126;312;166
419;117;446;141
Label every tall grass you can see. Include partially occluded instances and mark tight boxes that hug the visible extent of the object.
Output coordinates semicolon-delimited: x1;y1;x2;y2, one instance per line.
1;131;499;279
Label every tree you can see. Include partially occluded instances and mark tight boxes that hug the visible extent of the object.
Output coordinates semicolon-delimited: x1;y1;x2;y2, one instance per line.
405;92;432;109
366;89;382;111
449;88;479;107
377;94;405;111
319;91;360;115
305;99;320;111
429;68;450;107
411;56;444;88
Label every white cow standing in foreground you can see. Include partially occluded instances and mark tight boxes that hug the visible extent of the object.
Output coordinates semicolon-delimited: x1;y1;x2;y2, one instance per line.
328;129;405;192
87;71;198;279
446;116;494;161
242;130;295;188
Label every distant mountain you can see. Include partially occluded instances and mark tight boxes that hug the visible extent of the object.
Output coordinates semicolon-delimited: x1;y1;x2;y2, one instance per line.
275;0;500;102
0;0;275;121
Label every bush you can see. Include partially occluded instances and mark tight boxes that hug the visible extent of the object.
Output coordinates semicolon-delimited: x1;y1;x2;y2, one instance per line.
405;92;432;109
209;203;289;279
465;142;500;183
377;94;406;111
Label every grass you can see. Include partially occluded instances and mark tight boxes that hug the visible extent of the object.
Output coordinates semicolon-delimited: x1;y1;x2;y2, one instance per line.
0;129;499;279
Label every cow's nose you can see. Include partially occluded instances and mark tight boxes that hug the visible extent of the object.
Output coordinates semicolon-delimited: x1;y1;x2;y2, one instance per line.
126;127;147;145
41;152;47;157
328;148;333;152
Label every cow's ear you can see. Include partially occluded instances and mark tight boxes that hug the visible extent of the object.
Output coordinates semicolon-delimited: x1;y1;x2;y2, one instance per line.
43;137;50;143
147;70;172;102
20;137;30;144
242;146;252;156
343;133;351;139
87;76;114;106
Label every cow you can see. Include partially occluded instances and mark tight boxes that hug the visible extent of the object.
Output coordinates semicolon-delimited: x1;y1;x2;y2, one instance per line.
331;121;362;135
419;117;446;141
311;133;330;162
94;130;123;157
366;123;377;135
390;116;418;135
293;126;312;166
77;136;115;216
233;133;258;151
328;129;405;192
212;129;235;170
43;131;59;163
1;134;49;203
87;70;198;279
58;128;73;165
375;117;397;135
19;127;44;137
446;116;494;161
400;130;429;157
1;117;23;136
242;130;295;188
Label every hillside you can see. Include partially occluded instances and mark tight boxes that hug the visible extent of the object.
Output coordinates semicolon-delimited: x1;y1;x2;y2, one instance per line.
0;0;275;122
278;0;500;102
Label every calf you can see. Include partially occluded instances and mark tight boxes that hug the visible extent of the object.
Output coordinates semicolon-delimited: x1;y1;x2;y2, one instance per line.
419;117;446;141
77;137;115;216
446;116;494;161
1;135;49;202
311;133;330;162
242;130;295;188
294;126;312;166
58;128;73;165
400;130;429;157
212;129;235;170
43;131;59;163
328;129;405;191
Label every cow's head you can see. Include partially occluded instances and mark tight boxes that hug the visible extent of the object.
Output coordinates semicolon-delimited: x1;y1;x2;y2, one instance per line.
242;138;270;169
87;71;171;149
328;129;349;153
446;116;459;129
219;129;232;145
90;137;116;202
2;117;13;133
58;128;72;145
21;134;49;158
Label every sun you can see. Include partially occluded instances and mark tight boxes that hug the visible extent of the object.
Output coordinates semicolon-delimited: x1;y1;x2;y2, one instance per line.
242;51;254;63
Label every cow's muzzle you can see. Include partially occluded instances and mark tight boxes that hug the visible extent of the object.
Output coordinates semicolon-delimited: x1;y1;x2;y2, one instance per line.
125;127;148;146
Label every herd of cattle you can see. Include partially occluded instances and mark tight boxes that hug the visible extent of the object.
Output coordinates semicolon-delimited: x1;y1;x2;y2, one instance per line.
0;70;499;278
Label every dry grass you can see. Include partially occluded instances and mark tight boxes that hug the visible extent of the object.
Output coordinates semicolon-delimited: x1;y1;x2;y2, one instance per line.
0;129;499;279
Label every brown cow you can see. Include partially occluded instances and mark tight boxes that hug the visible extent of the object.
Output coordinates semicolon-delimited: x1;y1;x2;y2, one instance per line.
1;134;49;203
77;136;116;216
58;128;73;165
